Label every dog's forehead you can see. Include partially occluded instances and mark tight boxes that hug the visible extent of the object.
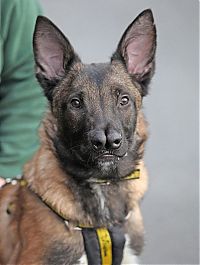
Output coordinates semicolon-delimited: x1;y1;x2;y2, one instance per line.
84;63;111;87
61;61;142;110
73;61;139;91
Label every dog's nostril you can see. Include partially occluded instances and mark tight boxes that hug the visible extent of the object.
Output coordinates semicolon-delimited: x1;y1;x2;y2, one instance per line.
107;132;122;150
114;139;121;145
93;140;104;150
112;138;122;149
91;132;106;151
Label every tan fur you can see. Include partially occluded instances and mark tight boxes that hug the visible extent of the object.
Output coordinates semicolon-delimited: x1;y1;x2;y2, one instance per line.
0;184;85;264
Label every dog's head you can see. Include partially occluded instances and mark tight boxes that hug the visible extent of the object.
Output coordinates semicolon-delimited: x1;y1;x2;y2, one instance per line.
33;9;156;180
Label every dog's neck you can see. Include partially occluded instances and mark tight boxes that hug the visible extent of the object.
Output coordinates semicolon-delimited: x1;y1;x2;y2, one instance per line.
24;111;147;226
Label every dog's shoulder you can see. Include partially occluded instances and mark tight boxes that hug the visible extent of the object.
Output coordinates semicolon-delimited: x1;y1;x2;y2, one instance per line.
0;184;25;263
0;184;84;264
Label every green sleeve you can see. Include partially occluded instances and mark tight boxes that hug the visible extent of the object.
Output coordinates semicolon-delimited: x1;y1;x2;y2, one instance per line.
0;0;47;178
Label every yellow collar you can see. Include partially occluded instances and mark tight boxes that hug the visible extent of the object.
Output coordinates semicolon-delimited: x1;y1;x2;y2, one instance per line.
3;169;140;187
87;169;140;185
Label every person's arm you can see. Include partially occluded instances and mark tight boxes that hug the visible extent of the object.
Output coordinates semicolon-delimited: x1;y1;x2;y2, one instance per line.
0;0;46;178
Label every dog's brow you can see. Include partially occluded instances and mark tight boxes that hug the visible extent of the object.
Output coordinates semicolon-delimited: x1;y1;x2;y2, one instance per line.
84;63;110;87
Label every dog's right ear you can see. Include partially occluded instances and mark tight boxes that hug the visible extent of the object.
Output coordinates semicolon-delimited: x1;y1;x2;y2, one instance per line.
33;16;79;101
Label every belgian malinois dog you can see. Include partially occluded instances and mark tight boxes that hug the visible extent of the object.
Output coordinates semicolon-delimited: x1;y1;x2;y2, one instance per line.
0;9;156;265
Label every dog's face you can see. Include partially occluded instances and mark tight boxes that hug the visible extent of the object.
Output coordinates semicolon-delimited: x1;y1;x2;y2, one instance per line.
33;10;156;179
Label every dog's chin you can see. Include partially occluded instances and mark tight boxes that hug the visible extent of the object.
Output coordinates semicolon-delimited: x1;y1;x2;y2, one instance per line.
97;159;116;173
95;155;118;174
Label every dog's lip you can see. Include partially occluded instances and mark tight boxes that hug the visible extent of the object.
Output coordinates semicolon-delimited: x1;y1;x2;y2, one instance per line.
101;154;114;158
98;153;115;159
96;151;127;160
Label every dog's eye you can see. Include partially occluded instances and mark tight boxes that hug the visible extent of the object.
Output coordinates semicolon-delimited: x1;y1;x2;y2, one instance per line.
71;98;81;108
120;96;129;106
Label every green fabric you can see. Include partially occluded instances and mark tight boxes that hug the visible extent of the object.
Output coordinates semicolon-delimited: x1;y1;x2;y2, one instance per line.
0;0;47;178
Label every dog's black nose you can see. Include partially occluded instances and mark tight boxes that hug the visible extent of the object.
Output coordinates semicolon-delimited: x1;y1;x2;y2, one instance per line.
91;130;122;151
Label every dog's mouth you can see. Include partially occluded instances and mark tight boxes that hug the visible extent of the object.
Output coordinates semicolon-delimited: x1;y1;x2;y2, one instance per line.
94;151;127;170
97;153;115;164
96;151;126;160
72;143;128;170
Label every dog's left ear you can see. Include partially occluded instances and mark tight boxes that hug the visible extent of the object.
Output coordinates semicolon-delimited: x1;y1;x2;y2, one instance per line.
112;9;156;96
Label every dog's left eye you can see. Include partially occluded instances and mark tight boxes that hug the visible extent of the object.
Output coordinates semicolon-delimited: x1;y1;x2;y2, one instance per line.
71;98;81;108
120;95;129;106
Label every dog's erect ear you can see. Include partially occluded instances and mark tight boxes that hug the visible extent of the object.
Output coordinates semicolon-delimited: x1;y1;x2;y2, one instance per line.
33;16;79;100
112;9;156;96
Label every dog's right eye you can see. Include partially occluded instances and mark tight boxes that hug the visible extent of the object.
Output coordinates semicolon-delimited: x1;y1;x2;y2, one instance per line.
71;98;81;108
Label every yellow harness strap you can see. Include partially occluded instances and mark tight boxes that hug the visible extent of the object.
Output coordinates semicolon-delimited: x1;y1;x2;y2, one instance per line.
81;225;125;265
96;228;112;265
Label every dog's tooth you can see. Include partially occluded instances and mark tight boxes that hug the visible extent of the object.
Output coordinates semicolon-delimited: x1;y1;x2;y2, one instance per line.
125;152;128;157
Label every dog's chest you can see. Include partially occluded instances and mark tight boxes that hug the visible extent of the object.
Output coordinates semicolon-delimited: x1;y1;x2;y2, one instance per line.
79;183;127;224
92;184;109;217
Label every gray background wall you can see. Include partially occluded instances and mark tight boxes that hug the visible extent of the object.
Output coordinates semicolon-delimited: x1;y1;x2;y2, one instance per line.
39;0;199;264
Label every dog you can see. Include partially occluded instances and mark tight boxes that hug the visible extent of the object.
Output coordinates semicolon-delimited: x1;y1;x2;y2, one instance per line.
0;9;156;265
